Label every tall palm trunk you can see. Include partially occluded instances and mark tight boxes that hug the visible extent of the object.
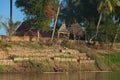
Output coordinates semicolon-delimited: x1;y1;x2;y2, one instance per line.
9;0;13;25
9;0;13;41
10;0;12;21
51;1;61;41
89;12;102;43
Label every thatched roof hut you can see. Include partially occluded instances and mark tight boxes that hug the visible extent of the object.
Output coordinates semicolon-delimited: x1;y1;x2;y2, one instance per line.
58;23;70;39
69;23;84;39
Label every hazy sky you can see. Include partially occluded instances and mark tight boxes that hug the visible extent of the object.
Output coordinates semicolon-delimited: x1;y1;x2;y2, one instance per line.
0;0;25;35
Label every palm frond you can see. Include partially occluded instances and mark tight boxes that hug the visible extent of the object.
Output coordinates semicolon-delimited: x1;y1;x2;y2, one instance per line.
10;21;21;35
0;22;9;32
0;22;9;36
12;21;20;30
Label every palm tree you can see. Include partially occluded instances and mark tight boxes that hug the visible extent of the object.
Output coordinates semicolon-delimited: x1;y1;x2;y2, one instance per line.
89;0;113;42
0;0;20;40
10;0;12;20
0;21;20;38
51;0;61;41
9;0;13;28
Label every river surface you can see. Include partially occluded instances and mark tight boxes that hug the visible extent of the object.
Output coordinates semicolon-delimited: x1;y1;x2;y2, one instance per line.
0;72;120;80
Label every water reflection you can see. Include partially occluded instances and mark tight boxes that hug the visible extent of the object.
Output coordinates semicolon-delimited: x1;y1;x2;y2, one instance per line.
0;72;119;80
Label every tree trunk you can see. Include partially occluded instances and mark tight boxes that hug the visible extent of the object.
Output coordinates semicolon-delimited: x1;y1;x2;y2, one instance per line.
51;1;61;41
37;30;40;42
89;12;103;43
74;34;76;40
9;0;12;41
111;24;120;48
9;35;11;41
10;0;12;21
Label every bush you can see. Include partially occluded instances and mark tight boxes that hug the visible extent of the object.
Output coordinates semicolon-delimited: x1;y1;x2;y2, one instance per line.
28;60;36;67
98;52;120;70
0;65;11;71
36;60;53;72
0;41;11;52
44;39;53;46
61;40;70;47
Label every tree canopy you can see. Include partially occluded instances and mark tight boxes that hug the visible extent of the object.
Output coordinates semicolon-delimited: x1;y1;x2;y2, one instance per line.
15;0;58;31
15;0;120;44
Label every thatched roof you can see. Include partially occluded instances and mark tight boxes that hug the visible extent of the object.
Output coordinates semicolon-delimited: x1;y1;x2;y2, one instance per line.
58;23;69;33
69;23;83;36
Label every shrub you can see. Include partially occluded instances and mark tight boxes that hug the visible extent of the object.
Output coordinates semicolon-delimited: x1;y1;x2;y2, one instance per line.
61;40;70;47
36;60;53;71
0;41;12;52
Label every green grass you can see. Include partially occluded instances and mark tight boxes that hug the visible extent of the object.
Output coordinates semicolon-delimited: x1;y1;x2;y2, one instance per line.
36;60;53;72
28;60;36;67
0;40;12;52
0;66;5;71
98;52;120;70
54;55;75;58
27;60;53;71
0;65;12;71
14;42;45;49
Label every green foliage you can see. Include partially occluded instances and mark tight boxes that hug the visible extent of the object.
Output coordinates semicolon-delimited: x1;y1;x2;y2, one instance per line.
54;55;74;58
59;0;120;44
0;66;4;71
97;16;118;43
27;59;52;71
98;52;120;70
60;0;99;24
36;60;52;71
14;42;45;49
15;0;58;31
85;21;96;41
97;0;113;14
15;0;120;43
111;0;120;6
61;40;70;47
0;20;20;36
60;0;81;24
0;65;11;71
116;27;120;42
0;40;11;52
28;60;36;67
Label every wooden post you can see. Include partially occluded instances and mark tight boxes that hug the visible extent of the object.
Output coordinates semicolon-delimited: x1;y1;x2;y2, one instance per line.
58;32;60;39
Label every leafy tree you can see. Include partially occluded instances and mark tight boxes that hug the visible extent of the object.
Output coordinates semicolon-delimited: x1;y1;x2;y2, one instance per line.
15;0;58;41
59;0;80;24
112;5;120;47
85;21;96;42
60;0;100;42
60;0;100;24
60;0;120;48
89;0;113;42
98;16;117;42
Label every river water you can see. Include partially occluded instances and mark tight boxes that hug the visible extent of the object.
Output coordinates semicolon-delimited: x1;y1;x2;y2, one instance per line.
0;72;120;80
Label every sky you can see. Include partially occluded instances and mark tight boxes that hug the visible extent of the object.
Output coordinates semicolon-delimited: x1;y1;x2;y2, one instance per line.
0;0;25;35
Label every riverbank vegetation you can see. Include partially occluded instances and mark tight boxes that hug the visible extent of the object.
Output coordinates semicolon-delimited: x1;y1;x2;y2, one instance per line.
0;0;120;73
0;40;120;72
98;52;120;71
